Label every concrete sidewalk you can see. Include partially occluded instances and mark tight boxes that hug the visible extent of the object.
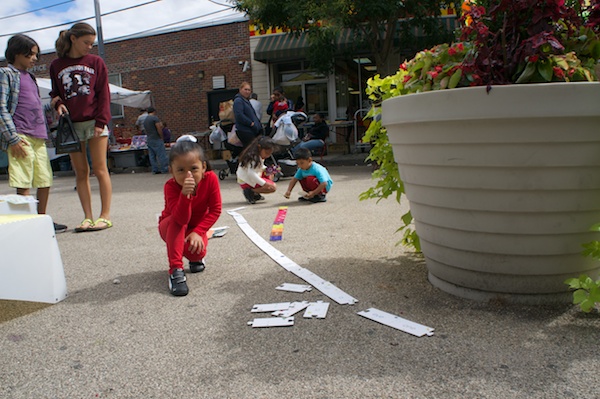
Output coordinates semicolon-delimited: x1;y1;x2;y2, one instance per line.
0;165;598;398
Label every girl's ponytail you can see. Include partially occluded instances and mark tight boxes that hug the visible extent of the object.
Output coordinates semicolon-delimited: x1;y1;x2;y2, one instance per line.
55;30;71;58
55;23;97;58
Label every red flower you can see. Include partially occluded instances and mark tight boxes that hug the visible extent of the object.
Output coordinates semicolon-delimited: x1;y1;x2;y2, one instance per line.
403;74;411;83
448;47;457;56
399;62;408;71
456;43;464;52
427;71;439;79
528;55;539;63
553;67;565;79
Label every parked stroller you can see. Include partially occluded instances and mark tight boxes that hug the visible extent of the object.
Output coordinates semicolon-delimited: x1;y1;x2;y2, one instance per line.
209;120;243;180
267;111;308;181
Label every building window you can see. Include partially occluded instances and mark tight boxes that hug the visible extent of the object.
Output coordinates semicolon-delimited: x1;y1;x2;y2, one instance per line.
108;74;123;118
274;62;328;115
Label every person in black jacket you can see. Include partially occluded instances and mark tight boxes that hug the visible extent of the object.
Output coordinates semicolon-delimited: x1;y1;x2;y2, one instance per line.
293;113;328;156
233;82;263;148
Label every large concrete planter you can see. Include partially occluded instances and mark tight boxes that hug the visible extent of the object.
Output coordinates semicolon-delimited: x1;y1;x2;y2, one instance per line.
382;82;600;304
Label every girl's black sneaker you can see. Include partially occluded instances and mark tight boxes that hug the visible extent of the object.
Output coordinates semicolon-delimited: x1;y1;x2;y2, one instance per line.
169;269;188;296
243;188;256;204
189;260;205;273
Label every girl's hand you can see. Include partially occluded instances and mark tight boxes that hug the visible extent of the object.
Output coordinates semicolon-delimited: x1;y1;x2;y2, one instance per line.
182;171;196;197
185;231;204;254
284;191;291;199
56;104;68;116
94;126;104;137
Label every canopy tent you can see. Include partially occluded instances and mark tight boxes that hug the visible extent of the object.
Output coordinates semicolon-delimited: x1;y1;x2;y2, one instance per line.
36;78;152;109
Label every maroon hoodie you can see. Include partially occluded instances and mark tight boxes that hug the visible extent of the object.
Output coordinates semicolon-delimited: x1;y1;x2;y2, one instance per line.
49;54;111;129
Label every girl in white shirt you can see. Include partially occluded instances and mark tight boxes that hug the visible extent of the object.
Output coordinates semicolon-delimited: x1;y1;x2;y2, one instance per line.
236;136;277;204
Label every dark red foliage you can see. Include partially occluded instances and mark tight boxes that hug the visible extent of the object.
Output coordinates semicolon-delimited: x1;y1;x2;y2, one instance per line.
458;0;600;85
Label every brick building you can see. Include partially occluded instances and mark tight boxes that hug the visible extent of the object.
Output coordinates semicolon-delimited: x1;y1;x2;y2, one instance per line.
2;12;457;153
25;16;252;140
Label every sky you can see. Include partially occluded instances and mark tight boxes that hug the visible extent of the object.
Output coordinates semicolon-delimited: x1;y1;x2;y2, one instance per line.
0;0;245;59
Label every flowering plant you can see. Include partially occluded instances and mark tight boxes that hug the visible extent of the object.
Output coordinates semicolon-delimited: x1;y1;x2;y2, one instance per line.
360;0;600;250
369;0;600;99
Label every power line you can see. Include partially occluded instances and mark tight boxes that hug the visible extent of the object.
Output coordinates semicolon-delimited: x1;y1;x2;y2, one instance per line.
0;0;162;38
108;7;237;42
0;0;75;21
208;0;234;8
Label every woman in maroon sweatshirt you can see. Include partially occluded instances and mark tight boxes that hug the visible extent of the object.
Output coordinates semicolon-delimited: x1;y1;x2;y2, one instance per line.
50;22;113;233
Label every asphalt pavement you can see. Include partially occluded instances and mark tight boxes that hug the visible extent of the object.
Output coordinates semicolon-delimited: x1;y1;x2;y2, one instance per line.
0;154;599;399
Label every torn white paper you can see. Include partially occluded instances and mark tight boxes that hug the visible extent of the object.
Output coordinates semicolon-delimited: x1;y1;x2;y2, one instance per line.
357;308;434;337
0;195;38;204
272;301;310;317
211;226;229;237
251;302;292;313
228;210;358;305
248;317;294;328
304;301;330;319
276;283;312;293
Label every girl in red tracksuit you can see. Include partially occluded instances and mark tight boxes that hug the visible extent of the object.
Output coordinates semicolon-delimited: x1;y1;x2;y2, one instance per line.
158;135;222;296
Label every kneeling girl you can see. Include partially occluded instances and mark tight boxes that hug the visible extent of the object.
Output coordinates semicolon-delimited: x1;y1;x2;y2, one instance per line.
158;135;222;296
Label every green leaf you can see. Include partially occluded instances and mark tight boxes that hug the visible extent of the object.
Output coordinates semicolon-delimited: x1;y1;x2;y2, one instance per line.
401;210;413;225
515;62;536;84
572;289;588;305
589;223;600;232
564;277;581;289
580;298;595;313
448;69;462;88
537;61;553;82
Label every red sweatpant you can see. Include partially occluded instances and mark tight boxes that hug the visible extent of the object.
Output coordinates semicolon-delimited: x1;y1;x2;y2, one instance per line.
299;176;327;194
159;215;208;273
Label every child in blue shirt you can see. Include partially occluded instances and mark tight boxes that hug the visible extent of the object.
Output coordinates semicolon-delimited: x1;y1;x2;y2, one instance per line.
284;147;332;203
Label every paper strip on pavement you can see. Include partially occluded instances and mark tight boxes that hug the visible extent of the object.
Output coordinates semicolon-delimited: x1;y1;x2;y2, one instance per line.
304;301;330;319
248;317;294;328
357;308;434;337
228;210;358;305
276;283;312;293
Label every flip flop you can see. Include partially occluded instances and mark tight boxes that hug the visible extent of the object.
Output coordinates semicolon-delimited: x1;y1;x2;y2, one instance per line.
88;218;113;231
74;218;94;233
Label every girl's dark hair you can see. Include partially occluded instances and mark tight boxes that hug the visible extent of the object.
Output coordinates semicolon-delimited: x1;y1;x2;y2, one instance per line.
239;136;276;169
55;22;96;58
169;139;212;171
5;34;39;64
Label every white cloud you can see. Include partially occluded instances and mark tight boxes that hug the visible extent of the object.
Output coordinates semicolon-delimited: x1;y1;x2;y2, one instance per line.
0;0;244;59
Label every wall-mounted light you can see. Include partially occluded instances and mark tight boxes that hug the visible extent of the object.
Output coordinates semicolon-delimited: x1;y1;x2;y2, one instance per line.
198;70;205;79
239;60;250;72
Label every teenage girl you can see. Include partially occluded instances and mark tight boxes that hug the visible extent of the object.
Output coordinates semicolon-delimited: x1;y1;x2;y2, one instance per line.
236;136;277;204
50;22;113;232
158;135;222;296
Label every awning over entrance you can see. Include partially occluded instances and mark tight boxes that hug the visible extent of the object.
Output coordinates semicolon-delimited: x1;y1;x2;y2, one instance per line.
254;16;458;63
254;31;354;63
254;34;309;62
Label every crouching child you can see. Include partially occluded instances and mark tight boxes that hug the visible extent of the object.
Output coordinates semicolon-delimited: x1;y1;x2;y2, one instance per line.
284;147;332;203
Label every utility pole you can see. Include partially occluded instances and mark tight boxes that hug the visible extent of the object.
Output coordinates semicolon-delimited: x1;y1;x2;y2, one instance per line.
93;0;106;60
94;0;114;144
